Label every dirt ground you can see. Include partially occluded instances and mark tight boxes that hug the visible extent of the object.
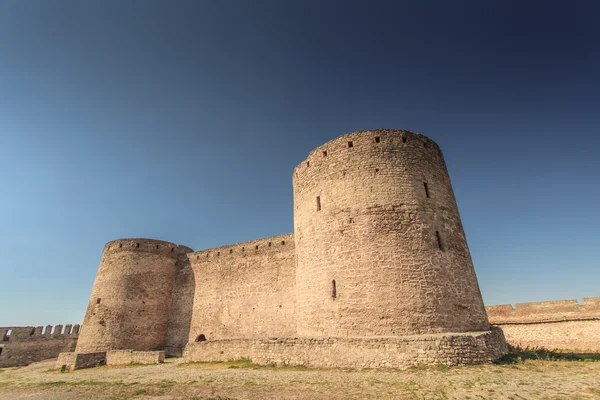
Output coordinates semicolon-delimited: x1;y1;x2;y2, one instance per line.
1;358;599;400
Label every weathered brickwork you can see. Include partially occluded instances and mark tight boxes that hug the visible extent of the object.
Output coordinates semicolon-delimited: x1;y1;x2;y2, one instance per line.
293;130;489;337
184;327;507;369
486;297;600;352
0;325;79;367
106;350;165;365
76;239;193;353
187;233;296;341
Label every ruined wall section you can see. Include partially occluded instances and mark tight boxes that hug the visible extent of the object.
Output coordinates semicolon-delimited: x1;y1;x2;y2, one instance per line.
0;324;79;367
188;233;296;342
486;297;600;352
76;239;192;353
486;297;600;324
293;129;489;337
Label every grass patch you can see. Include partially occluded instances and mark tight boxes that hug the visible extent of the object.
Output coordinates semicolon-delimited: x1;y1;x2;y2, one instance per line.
180;358;256;370
495;345;600;364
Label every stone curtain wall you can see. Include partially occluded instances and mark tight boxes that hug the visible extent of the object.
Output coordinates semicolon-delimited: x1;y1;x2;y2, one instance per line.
486;297;600;352
293;129;489;338
106;350;165;365
76;239;193;353
164;249;195;356
184;328;507;369
0;325;79;367
187;233;296;342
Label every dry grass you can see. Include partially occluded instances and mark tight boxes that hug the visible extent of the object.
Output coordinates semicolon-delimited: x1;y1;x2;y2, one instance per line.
1;357;599;399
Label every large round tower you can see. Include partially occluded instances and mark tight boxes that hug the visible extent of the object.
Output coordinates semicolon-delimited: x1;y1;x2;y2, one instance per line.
76;239;193;353
293;129;490;337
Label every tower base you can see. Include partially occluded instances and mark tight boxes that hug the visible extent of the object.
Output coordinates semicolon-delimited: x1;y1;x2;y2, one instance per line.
183;326;508;369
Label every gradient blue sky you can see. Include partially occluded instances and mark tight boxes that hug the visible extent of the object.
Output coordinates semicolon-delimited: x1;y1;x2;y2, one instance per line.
1;0;599;326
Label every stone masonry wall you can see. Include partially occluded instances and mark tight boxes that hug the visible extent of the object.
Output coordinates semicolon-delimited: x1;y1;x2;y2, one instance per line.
187;233;296;342
165;250;195;356
0;325;79;367
56;351;106;371
76;239;193;353
486;297;600;352
106;350;165;365
184;328;507;369
293;129;489;337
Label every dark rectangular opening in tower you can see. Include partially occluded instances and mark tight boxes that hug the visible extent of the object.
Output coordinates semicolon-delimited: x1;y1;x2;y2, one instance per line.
347;141;353;148
332;280;337;299
424;182;430;198
316;196;321;211
436;231;444;250
374;136;380;143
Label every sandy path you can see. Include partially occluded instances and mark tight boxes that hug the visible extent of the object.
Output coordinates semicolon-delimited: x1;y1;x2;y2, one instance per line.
1;358;599;399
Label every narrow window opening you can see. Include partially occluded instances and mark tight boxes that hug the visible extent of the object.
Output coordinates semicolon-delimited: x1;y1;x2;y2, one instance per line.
307;161;310;167
119;243;122;248
375;168;379;173
242;247;245;252
268;242;272;247
156;245;159;249
136;243;139;248
30;328;35;336
436;231;444;251
331;280;337;299
349;218;354;224
96;298;101;304
0;347;3;355
402;137;407;143
196;334;207;342
424;182;430;198
171;247;174;252
217;251;220;256
322;150;328;157
229;249;233;254
196;255;199;260
423;141;428;148
206;253;209;257
316;196;321;211
347;141;353;148
255;245;259;250
281;240;285;245
374;136;380;143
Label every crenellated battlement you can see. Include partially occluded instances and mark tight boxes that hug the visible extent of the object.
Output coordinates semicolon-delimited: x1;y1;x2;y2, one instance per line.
486;297;600;324
103;238;193;257
1;324;80;342
188;233;294;262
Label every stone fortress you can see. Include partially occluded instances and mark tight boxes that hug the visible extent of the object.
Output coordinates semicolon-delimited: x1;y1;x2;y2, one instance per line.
1;129;598;369
71;128;508;368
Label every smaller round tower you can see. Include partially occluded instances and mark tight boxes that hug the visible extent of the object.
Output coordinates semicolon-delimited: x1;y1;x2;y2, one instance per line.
75;239;192;353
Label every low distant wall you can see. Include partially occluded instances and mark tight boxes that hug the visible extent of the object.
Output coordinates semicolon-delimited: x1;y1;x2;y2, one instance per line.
184;328;507;369
106;350;165;365
56;351;106;370
486;297;600;352
0;324;79;367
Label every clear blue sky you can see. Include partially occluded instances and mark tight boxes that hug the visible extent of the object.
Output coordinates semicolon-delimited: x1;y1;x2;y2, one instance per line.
1;1;599;326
